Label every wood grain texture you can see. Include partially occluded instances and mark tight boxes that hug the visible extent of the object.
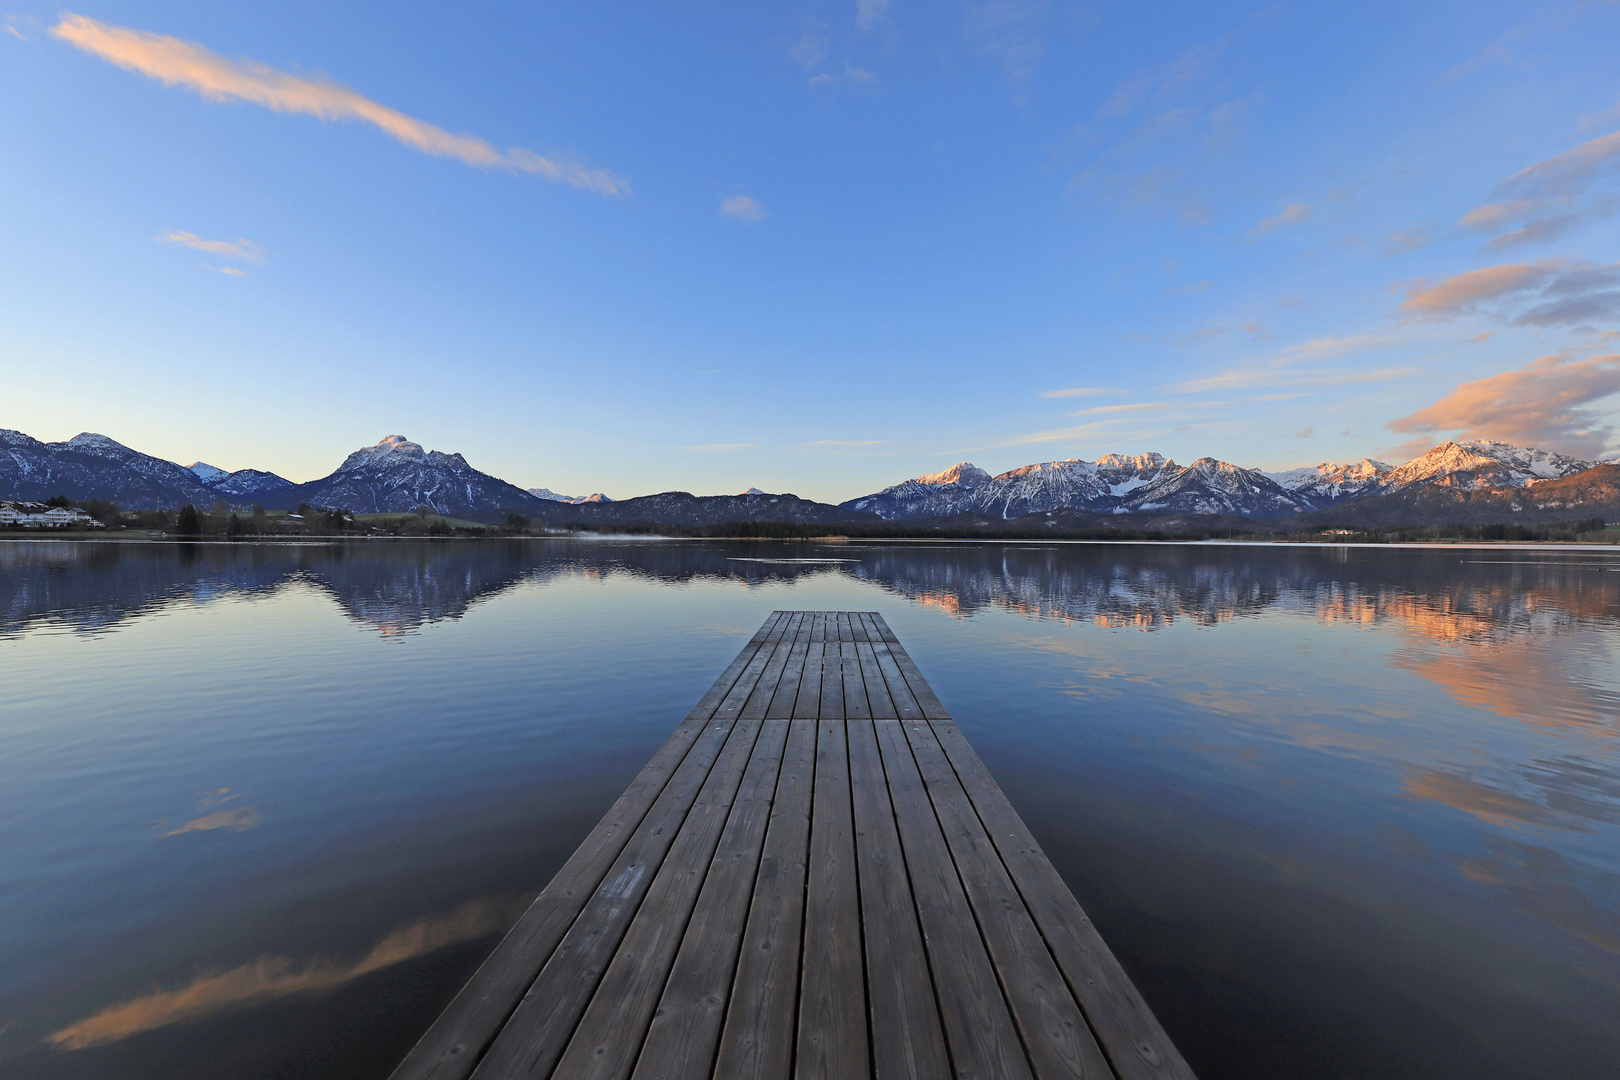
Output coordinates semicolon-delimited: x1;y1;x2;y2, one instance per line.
903;720;1111;1080
927;721;1196;1080
796;719;870;1078
388;613;783;1080
630;720;792;1080
470;711;765;1080
712;719;817;1080
873;718;1033;1080
397;612;1193;1080
847;717;950;1080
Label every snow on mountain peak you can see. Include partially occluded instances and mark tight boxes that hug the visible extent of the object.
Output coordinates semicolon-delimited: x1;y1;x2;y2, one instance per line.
187;461;229;482
917;462;991;487
65;432;132;455
740;486;768;496
337;435;427;473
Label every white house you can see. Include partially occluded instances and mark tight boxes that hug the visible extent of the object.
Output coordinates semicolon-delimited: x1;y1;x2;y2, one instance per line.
0;501;103;528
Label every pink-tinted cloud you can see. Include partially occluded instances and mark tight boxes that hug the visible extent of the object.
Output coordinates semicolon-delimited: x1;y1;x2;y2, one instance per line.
720;194;767;222
50;14;626;195
1400;263;1560;316
1251;202;1311;234
156;230;264;262
1498;129;1620;198
1388;351;1620;459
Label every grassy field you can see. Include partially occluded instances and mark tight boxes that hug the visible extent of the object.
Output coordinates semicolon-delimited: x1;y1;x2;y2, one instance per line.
352;512;489;530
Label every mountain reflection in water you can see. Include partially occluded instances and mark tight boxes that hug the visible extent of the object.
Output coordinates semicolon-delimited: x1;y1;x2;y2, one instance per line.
1;538;1617;1080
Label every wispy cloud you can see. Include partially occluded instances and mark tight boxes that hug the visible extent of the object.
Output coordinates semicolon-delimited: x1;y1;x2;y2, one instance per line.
1164;280;1212;296
50;13;626;195
1038;386;1127;399
1067;400;1229;417
720;194;767;222
1381;223;1438;256
1251;202;1311;234
1166;333;1411;393
856;0;891;32
214;266;248;276
1400;260;1620;326
47;898;520;1050
805;439;882;447
1498;129;1620;199
1399;263;1561;316
157;230;264;262
1388;351;1620;459
685;442;757;451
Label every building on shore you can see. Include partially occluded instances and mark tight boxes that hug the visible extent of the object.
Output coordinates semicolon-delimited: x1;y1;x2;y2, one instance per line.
0;501;104;528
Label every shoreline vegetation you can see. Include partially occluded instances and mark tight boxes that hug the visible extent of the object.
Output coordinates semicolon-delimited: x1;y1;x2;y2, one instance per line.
4;498;1615;545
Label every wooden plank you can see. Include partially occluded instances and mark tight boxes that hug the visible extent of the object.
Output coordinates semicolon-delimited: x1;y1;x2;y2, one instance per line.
836;612;854;642
862;625;923;723
794;637;824;721
819;639;845;721
545;716;769;1080
465;626;791;1080
929;721;1196;1080
467;711;761;1080
797;719;869;1079
842;642;872;721
766;616;812;719
742;617;800;721
868;614;951;720
389;613;784;1080
846;717;950;1080
902;720;1112;1080
872;719;1033;1080
629;719;792;1080
854;640;898;720
712;718;817;1080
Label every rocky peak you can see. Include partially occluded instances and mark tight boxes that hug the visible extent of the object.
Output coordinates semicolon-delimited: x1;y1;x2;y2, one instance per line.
917;462;991;487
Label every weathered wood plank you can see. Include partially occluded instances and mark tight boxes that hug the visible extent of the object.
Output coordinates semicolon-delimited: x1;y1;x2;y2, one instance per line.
629;719;791;1079
712;718;817;1080
468;710;762;1080
766;616;812;719
854;640;898;720
903;720;1112;1080
929;721;1195;1080
847;717;950;1080
873;719;1033;1080
842;642;873;722
868;613;950;720
389;613;784;1080
819;639;845;721
794;637;824;721
546;715;770;1080
797;719;870;1078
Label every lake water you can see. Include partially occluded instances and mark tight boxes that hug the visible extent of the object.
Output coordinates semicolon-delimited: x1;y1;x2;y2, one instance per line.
1;538;1617;1080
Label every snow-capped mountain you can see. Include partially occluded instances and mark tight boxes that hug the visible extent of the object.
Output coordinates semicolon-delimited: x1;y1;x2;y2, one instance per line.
529;487;614;504
1264;459;1393;505
1125;457;1307;515
188;460;294;500
284;435;546;516
1382;440;1598;492
207;468;295;500
1;430;220;508
843;454;1309;519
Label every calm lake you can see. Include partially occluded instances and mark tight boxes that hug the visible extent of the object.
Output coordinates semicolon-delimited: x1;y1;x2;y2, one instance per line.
1;538;1617;1079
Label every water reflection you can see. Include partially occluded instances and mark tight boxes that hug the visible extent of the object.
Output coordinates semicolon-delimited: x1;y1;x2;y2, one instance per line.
2;538;1618;1080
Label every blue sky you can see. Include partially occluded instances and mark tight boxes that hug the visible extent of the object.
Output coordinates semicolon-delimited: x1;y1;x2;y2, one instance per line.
3;1;1619;501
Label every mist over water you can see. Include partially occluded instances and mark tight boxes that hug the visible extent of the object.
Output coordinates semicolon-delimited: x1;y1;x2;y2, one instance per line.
2;539;1617;1079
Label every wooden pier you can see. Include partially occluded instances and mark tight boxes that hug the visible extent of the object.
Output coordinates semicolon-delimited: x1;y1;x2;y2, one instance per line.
391;611;1193;1080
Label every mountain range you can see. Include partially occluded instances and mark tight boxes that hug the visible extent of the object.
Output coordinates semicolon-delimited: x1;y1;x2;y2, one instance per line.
2;426;1617;528
839;439;1616;521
